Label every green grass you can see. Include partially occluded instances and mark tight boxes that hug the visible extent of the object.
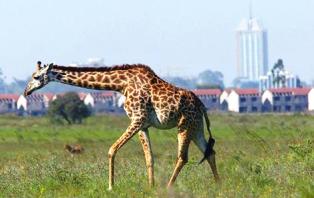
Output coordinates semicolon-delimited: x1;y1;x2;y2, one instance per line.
0;114;313;197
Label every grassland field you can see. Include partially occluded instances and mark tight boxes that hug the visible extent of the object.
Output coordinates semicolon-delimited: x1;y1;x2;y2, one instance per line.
0;114;313;198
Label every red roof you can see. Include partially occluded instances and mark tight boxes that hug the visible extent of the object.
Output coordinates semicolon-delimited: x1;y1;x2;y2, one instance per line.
43;93;54;101
222;88;232;94
294;88;311;95
88;92;114;102
192;89;221;96
90;92;114;97
77;92;87;100
233;88;259;95
0;94;19;101
25;94;49;102
269;88;311;95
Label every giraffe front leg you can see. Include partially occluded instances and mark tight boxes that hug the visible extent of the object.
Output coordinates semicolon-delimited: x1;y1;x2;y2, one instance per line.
108;120;144;191
167;129;191;188
138;129;154;187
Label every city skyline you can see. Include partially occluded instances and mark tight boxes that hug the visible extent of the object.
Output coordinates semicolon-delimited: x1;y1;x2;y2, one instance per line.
0;0;313;86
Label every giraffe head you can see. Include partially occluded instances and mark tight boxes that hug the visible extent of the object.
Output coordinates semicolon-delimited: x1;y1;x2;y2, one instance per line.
24;61;53;96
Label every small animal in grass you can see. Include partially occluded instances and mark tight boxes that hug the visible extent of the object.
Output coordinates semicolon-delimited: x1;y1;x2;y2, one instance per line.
64;144;84;155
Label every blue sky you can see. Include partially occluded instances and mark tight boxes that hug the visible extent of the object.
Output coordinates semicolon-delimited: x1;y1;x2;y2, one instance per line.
0;0;313;85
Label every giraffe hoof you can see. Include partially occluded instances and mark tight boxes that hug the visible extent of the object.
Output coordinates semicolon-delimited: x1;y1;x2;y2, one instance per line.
215;177;222;184
166;183;173;189
107;186;113;191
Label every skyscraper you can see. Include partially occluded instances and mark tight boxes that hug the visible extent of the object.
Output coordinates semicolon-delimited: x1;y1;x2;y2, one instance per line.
236;17;268;81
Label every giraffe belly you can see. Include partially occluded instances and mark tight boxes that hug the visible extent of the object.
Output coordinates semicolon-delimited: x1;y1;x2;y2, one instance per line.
149;110;178;129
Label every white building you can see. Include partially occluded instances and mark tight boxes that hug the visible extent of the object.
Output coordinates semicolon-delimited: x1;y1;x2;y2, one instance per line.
259;70;300;91
220;89;232;111
227;89;261;113
236;17;268;81
193;89;222;111
261;88;311;112
17;93;54;115
84;92;115;113
0;94;19;114
308;89;314;111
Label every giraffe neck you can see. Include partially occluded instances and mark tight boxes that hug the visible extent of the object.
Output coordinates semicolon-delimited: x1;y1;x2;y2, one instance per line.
49;65;128;92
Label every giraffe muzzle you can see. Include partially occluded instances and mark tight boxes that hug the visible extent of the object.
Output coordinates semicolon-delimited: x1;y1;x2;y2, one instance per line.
24;89;31;97
24;85;34;96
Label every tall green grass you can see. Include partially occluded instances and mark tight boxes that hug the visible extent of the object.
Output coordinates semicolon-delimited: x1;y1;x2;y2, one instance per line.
0;114;313;197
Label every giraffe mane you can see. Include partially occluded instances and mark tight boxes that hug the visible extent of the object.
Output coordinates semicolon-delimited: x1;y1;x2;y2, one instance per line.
52;64;156;74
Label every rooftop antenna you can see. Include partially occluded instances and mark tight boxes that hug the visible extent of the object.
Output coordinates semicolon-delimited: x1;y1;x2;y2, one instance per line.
249;0;253;20
248;0;253;30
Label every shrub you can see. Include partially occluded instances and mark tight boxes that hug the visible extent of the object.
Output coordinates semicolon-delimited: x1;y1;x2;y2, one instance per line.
48;92;91;124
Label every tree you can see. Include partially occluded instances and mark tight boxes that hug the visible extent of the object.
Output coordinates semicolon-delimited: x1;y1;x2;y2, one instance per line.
232;77;259;88
196;70;224;89
6;77;29;94
48;92;91;124
271;59;286;87
164;76;196;89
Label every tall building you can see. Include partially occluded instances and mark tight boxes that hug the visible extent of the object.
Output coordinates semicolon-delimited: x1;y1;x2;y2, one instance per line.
236;17;268;81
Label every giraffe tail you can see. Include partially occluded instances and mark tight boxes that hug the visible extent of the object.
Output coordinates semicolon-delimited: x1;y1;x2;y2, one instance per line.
199;107;216;164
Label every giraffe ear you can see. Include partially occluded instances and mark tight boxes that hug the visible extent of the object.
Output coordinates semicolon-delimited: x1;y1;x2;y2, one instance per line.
36;61;42;70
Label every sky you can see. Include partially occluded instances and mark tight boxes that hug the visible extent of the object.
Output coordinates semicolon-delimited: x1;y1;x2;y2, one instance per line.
0;0;313;86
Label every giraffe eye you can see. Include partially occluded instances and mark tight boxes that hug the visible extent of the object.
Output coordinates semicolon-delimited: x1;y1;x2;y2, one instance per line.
33;76;40;80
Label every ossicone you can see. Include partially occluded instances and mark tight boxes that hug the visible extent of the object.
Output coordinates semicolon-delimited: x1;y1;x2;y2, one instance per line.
36;61;42;70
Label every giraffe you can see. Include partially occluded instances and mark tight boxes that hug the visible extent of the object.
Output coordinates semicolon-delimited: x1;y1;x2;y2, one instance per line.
24;61;220;190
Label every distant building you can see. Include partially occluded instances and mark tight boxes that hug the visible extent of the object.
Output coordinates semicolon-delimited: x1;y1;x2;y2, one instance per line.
0;94;19;114
219;89;232;111
261;88;311;112
227;89;261;113
86;58;105;67
17;93;54;116
236;17;268;81
308;89;314;111
192;89;221;111
84;92;115;113
0;87;312;115
259;71;301;91
71;58;106;67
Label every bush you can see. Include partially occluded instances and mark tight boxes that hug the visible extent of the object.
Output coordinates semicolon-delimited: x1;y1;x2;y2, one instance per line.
48;92;91;124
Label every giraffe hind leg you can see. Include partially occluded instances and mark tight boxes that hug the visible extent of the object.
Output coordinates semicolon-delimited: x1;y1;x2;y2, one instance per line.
167;130;191;188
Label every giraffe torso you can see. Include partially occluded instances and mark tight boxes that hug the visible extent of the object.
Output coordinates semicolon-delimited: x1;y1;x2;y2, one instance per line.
122;67;203;130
